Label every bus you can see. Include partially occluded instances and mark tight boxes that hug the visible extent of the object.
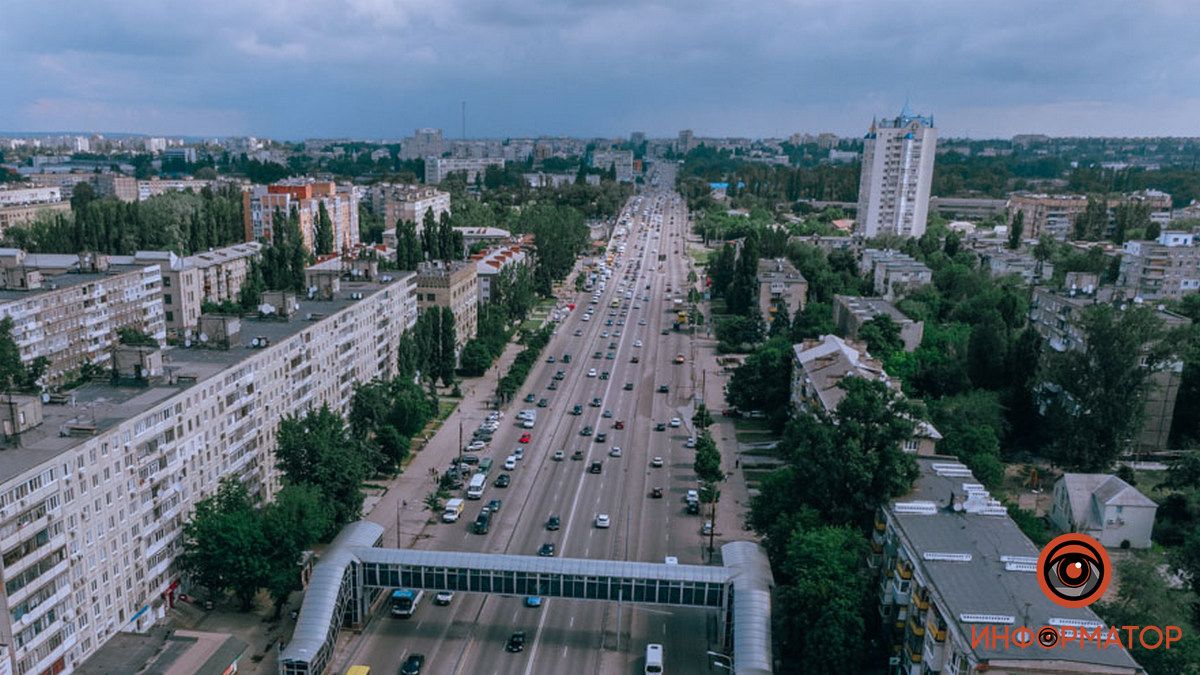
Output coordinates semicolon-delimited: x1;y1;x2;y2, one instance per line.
345;667;371;675
391;588;423;618
466;473;487;499
644;644;663;674
477;457;494;475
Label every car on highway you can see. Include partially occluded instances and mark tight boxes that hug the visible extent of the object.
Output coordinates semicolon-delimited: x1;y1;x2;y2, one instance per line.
605;352;615;360
587;368;597;378
590;397;602;407
599;371;610;380
400;654;426;675
592;351;602;359
538;542;556;557
524;596;543;609
546;355;556;364
613;420;625;430
519;432;531;443
459;455;479;465
580;425;593;436
570;404;582;415
505;631;526;652
633;339;643;348
552;450;565;461
513;447;524;460
433;591;454;606
553;370;565;380
537;397;548;408
650;487;664;499
589;461;603;474
609;446;622;457
524;393;536;403
675;354;686;364
487;498;503;513
595;513;610;528
623;382;634;391
466;440;486;452
630;355;640;364
670;417;682;428
546;515;561;530
602;409;613;418
654;422;666;431
608;341;618;349
639;318;648;326
573;328;583;337
503;455;517;471
595;432;607;442
494;474;510;488
562;354;571;363
547;381;558;391
657;384;670;393
651;456;664;468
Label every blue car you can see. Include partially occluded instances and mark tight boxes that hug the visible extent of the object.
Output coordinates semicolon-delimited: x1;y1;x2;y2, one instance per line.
524;596;543;608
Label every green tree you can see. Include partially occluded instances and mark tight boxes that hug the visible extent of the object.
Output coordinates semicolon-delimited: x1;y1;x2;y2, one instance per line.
1007;210;1025;249
1040;304;1165;471
966;310;1009;389
315;201;334;255
438;307;457;385
858;315;903;362
692;404;714;430
726;337;792;425
774;526;873;673
693;432;723;484
261;484;333;618
276;405;370;530
709;243;737;297
177;479;269;610
1094;558;1200;675
714;313;763;351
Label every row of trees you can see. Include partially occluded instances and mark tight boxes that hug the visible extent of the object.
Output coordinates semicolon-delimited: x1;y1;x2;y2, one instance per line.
397;308;457;387
3;185;246;255
495;325;554;403
458;266;536;376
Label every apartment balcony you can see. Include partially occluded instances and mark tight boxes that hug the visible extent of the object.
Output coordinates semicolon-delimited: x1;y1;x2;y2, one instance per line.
896;559;913;580
908;615;925;637
913;588;930;611
905;644;923;665
147;554;172;581
20;627;76;675
7;551;69;609
11;579;71;635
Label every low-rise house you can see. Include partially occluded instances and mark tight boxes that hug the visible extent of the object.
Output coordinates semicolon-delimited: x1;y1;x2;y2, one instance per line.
832;295;924;352
1050;473;1158;549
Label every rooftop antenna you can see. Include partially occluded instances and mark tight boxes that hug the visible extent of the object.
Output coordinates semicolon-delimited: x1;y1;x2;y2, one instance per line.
461;100;466;140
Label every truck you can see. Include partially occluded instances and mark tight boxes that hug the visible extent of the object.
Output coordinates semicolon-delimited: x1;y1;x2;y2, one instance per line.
477;457;494;475
466;473;487;500
442;498;465;523
390;588;423;618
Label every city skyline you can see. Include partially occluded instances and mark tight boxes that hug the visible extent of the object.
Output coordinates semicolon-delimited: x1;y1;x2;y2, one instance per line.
3;1;1200;140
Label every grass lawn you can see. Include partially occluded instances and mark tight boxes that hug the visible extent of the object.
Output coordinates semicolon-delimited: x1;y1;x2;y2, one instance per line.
436;400;458;421
734;429;777;443
732;418;773;433
689;248;712;265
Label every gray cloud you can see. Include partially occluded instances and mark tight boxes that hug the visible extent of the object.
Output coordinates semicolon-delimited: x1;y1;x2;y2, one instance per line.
1;0;1198;138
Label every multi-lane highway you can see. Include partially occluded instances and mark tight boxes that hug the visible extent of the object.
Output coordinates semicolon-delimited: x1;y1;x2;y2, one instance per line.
344;181;717;674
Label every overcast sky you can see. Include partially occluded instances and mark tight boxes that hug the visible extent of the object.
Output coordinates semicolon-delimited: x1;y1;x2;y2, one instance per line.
2;0;1199;140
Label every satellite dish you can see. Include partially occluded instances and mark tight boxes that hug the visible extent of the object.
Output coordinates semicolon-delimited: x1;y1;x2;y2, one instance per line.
198;333;208;343
259;302;276;315
41;392;50;403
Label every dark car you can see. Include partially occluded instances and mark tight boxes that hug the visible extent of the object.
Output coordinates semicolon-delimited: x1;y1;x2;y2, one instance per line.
546;355;556;364
657;384;669;393
570;404;583;415
650;487;664;499
655;423;666;431
590;397;602;407
547;381;558;390
562;354;572;363
546;515;561;530
537;398;549;408
580;425;593;436
553;370;565;380
589;461;603;474
623;382;634;391
494;474;511;488
599;371;610;380
506;631;526;653
662;328;670;335
595;432;607;442
593;351;603;359
400;653;426;675
460;454;480;465
538;542;556;557
487;498;503;513
524;393;536;403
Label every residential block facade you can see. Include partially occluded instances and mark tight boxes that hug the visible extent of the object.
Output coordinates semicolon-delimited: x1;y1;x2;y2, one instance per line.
416;261;479;357
856;110;938;239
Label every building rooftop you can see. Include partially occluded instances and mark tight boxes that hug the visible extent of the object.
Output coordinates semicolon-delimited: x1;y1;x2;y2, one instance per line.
77;627;246;675
0;274;412;480
834;295;914;324
756;257;805;283
793;335;887;412
891;458;1141;670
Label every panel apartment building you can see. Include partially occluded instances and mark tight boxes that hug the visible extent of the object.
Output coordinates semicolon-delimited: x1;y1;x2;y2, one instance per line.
132;243;262;341
1118;230;1200;301
0;187;71;237
874;458;1141;675
243;180;360;254
856;110;938;239
0;272;417;675
370;184;451;231
424;158;505;185
0;250;167;387
415;261;478;357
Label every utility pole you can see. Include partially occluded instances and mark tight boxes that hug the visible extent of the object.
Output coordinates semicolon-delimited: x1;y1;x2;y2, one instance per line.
457;419;463;473
707;490;717;561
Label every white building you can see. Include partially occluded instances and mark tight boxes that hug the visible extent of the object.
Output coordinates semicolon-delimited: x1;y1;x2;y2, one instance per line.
401;128;444;161
473;245;529;305
425;157;505;185
1050;474;1158;549
856;109;938;239
370;184;451;231
591;149;634;183
0;273;417;675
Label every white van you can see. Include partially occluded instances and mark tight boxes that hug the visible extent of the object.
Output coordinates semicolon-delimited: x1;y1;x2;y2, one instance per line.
645;643;663;674
442;498;465;522
466;473;487;500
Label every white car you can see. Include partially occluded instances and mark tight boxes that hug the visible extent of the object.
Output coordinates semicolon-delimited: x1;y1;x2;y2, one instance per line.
609;446;622;457
650;456;664;468
669;417;682;428
633;339;643;348
513;447;524;460
582;314;591;322
587;368;597;378
685;437;696;449
638;319;647;326
467;440;486;452
504;455;518;471
595;514;611;528
434;591;455;605
664;556;679;565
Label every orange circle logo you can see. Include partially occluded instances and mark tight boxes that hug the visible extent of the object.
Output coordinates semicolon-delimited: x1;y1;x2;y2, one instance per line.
1037;533;1111;608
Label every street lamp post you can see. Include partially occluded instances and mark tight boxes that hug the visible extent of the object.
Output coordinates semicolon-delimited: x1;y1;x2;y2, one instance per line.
707;651;733;671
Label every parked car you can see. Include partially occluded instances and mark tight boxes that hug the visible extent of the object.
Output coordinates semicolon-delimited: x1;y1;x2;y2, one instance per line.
506;631;527;652
657;384;669;393
433;591;454;606
650;487;664;499
651;456;664;468
669;417;682;428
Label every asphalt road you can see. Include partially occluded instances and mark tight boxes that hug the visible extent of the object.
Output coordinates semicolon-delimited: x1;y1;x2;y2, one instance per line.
343;181;718;675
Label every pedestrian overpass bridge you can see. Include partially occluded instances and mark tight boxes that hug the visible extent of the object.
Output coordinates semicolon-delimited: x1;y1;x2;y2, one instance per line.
278;521;774;674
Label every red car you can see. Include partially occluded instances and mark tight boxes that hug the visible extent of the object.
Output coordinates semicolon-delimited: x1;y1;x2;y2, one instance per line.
519;433;532;444
613;420;625;430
